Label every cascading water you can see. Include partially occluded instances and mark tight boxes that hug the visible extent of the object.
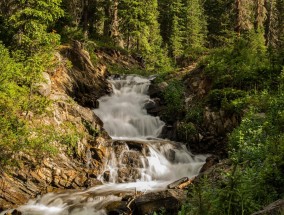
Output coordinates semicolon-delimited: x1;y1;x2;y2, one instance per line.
94;75;165;139
2;75;208;215
93;75;207;187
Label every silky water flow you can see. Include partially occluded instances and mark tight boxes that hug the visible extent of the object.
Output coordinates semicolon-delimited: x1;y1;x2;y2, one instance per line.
2;75;207;215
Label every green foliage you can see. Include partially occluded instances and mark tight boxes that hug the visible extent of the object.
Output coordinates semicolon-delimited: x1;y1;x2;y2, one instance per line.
204;32;273;90
206;88;247;114
58;122;83;156
119;0;171;71
182;92;284;215
0;43;58;166
60;26;85;43
158;0;207;64
185;105;204;124
177;122;197;142
8;0;63;54
182;0;207;61
163;80;185;122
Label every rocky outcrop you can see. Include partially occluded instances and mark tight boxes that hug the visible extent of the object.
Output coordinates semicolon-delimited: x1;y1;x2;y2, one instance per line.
148;66;241;158
0;96;112;210
0;43;112;211
56;42;111;108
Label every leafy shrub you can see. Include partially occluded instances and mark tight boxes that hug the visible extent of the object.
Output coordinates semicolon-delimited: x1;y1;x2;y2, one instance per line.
206;88;246;112
163;80;185;122
177;122;197;142
185;105;204;124
203;33;271;90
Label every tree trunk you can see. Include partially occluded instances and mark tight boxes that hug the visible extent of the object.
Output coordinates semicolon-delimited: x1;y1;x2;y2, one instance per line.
235;0;242;36
82;0;89;39
111;0;119;38
103;0;111;37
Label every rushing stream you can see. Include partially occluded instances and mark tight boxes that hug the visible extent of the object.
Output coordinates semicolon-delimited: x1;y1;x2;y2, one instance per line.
2;75;207;215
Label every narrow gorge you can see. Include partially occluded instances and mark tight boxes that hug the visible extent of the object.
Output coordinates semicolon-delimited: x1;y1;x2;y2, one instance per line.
1;75;207;215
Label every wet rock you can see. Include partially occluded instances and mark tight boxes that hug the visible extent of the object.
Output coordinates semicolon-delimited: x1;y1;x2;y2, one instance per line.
200;155;219;173
166;149;175;162
148;82;168;98
103;171;110;182
125;141;148;154
144;100;156;110
112;141;129;157
4;209;22;215
117;168;141;183
106;201;130;215
121;151;143;167
147;106;166;116
133;189;187;215
90;147;108;163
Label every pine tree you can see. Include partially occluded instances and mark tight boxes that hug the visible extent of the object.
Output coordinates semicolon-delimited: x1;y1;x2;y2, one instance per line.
158;0;184;60
266;0;284;66
182;0;207;58
254;0;267;30
118;0;169;69
203;0;235;47
169;0;183;61
235;0;254;35
8;0;64;53
170;14;183;61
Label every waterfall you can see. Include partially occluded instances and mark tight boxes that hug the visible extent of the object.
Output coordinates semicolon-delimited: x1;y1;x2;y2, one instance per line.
94;75;165;139
3;75;208;215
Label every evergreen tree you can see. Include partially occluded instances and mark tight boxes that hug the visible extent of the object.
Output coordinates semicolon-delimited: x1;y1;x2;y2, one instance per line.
118;0;169;69
169;0;183;61
8;0;63;53
182;0;207;58
266;0;284;66
158;0;184;59
203;0;235;47
235;0;254;35
254;0;267;30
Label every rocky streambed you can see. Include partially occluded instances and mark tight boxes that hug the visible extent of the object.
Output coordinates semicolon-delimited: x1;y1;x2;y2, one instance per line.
1;74;208;215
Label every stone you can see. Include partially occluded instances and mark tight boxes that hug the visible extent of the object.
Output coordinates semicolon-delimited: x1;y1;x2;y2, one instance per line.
117;167;141;183
103;171;110;182
158;82;168;91
192;81;199;87
144;100;156;110
90;148;105;163
224;118;233;130
36;72;52;97
134;189;187;215
200;155;219;173
198;133;204;141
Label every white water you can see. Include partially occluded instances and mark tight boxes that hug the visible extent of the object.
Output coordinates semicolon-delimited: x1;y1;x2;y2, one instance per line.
94;75;165;139
3;75;207;215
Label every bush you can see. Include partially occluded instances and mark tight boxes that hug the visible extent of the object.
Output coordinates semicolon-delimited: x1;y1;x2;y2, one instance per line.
203;33;272;90
206;88;247;112
163;79;185;122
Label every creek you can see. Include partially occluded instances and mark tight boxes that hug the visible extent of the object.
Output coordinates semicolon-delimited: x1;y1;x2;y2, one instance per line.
2;75;207;215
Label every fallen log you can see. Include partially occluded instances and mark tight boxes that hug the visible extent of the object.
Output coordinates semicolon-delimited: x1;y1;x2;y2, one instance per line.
177;177;196;189
167;177;189;189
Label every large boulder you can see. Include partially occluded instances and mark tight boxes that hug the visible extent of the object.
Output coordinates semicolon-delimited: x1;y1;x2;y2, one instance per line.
133;189;187;215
